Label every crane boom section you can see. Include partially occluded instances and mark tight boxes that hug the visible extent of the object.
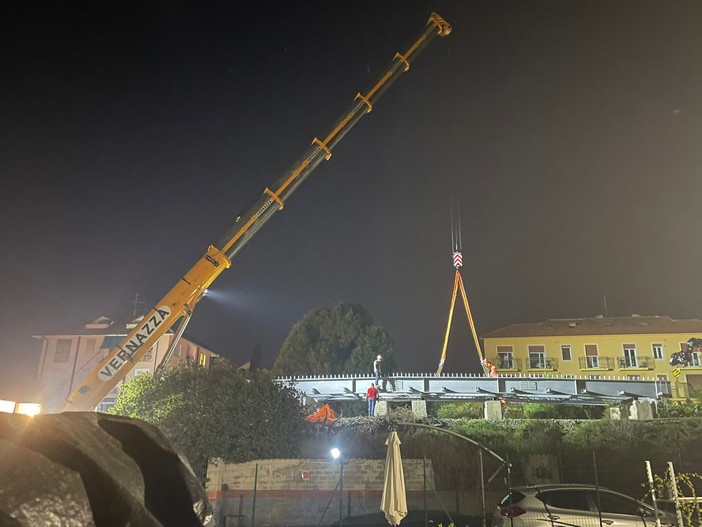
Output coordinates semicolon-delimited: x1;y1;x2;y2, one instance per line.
62;13;451;412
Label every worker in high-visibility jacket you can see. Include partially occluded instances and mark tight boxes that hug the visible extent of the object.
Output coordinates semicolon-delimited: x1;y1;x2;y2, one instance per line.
481;359;498;378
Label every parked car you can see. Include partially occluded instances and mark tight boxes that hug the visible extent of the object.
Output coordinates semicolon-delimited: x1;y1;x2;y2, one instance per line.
495;484;677;527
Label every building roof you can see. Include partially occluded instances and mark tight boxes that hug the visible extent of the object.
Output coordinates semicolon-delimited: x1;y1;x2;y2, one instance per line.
32;311;173;337
32;312;216;354
481;315;702;339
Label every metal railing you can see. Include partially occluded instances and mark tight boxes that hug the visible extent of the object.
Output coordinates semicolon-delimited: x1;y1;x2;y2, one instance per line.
578;356;614;370
617;355;654;369
528;357;559;370
492;357;522;370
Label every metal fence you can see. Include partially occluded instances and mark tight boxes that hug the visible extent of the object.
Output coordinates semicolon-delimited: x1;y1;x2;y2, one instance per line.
206;427;702;527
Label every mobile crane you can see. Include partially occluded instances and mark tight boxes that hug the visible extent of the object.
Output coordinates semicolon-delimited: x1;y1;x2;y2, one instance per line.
62;13;452;412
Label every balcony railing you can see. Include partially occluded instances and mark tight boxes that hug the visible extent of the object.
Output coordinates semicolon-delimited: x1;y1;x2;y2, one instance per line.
492;357;522;370
616;355;654;369
528;357;558;370
578;356;614;370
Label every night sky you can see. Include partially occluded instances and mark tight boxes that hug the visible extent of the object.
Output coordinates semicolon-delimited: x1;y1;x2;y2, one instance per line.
3;1;702;400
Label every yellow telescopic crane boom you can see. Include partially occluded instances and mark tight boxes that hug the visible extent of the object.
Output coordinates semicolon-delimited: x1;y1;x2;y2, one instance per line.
63;13;452;412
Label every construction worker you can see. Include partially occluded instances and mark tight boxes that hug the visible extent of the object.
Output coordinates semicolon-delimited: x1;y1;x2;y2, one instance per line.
481;359;498;378
366;382;379;416
373;354;383;386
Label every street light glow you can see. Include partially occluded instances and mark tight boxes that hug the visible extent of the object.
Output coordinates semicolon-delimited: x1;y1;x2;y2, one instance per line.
330;447;341;459
16;402;42;417
0;399;42;416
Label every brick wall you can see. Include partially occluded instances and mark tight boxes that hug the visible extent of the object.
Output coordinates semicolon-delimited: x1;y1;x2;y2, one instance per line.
206;458;503;527
207;458;438;526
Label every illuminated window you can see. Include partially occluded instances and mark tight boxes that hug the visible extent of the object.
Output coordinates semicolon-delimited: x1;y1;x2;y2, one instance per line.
678;342;701;366
652;343;664;360
198;353;207;367
561;345;572;361
54;339;72;363
497;346;513;368
528;345;545;369
585;344;599;368
623;344;637;367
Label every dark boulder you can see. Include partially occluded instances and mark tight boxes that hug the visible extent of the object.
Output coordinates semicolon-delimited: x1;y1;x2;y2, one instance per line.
0;412;214;526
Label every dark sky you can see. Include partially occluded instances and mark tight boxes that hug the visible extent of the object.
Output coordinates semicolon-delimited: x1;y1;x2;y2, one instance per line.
3;1;702;400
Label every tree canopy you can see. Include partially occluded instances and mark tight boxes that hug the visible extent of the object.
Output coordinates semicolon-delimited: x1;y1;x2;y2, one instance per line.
273;302;396;376
109;360;307;469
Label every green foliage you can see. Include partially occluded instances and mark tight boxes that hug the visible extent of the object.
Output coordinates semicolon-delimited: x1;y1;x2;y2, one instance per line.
109;360;307;468
656;399;702;417
437;402;483;419
651;470;702;527
562;419;636;450
522;403;603;420
273;302;396;376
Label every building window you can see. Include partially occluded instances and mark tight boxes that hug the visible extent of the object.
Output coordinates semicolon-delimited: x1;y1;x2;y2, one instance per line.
198;353;207;367
497;345;513;368
54;339;72;363
652;343;664;360
623;344;638;367
678;342;701;366
585;344;599;368
528;345;545;369
561;345;572;361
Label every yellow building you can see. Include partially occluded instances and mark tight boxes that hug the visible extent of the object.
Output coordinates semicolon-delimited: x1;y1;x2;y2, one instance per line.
481;315;702;400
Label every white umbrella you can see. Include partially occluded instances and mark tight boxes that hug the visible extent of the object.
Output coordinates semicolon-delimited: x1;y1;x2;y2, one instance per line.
381;430;408;525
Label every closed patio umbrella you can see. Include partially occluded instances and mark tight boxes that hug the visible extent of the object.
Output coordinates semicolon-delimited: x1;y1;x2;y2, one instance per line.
380;431;407;526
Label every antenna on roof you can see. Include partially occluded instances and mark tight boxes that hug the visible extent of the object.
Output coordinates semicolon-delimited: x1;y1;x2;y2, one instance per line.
603;294;609;317
130;293;145;317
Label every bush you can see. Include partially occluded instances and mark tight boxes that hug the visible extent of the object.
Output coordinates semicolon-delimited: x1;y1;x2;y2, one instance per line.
522;403;604;420
437;402;483;419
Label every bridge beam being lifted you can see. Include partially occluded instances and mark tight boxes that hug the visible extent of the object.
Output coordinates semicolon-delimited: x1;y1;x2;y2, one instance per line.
276;373;671;407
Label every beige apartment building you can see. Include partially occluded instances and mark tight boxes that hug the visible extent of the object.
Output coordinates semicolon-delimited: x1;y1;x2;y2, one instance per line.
482;315;702;400
34;312;219;413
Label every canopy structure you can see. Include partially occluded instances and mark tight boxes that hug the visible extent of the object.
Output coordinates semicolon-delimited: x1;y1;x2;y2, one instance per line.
305;403;338;426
